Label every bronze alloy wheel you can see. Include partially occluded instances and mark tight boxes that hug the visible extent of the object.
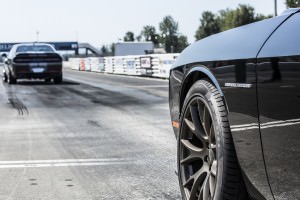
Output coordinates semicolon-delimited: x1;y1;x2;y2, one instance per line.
178;80;248;200
179;96;217;200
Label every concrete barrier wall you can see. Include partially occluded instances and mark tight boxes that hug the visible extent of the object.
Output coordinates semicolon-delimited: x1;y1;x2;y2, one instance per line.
69;53;179;79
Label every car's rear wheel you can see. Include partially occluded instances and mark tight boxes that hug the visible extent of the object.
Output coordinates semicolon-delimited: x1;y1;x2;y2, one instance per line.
54;74;62;84
45;78;51;83
2;71;7;82
7;72;16;84
178;80;247;200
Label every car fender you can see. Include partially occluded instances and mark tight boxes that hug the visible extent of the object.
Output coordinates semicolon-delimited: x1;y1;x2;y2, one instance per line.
179;65;224;114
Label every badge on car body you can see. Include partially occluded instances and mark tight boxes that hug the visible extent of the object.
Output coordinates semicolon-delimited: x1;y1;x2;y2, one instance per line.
224;83;252;88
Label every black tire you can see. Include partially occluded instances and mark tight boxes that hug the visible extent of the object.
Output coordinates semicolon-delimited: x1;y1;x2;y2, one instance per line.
7;72;16;84
2;71;7;82
45;78;51;83
54;74;62;84
178;80;247;200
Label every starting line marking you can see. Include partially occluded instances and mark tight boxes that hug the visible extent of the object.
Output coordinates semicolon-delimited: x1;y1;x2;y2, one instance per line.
0;158;134;169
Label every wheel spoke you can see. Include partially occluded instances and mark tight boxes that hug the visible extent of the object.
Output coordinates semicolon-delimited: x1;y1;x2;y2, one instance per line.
184;118;196;133
209;125;216;146
183;175;194;188
211;160;217;177
181;155;197;165
181;151;206;165
210;143;216;150
197;100;211;136
189;105;208;142
199;174;210;200
197;99;204;122
188;164;209;200
202;106;211;136
209;173;216;197
180;139;206;163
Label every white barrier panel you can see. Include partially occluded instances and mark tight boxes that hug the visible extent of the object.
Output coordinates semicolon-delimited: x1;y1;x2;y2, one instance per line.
63;61;71;68
140;56;153;76
71;53;179;79
104;57;114;73
90;57;105;72
151;54;179;78
113;56;126;74
123;55;141;76
79;58;86;71
69;58;80;70
99;57;105;72
85;58;91;71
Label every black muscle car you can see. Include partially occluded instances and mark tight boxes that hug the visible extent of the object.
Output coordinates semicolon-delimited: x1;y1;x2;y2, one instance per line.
169;8;300;200
2;43;63;84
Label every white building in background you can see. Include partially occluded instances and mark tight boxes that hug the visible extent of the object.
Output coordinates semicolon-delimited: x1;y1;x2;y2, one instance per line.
115;42;154;56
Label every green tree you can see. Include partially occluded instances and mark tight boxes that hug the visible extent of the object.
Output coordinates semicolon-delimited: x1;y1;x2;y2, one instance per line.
255;13;273;21
123;31;135;42
141;26;156;40
159;16;179;53
219;4;271;31
140;25;159;45
101;45;108;54
177;35;189;53
220;4;256;31
195;11;221;40
110;43;115;56
194;4;271;41
286;0;300;7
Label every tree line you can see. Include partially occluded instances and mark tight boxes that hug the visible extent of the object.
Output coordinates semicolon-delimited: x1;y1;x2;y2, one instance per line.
102;1;298;55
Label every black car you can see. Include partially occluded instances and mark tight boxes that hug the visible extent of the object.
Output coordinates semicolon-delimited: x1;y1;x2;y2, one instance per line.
2;43;63;84
169;8;300;200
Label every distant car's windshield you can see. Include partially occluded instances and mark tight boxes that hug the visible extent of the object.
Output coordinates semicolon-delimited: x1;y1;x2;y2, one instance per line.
16;45;54;53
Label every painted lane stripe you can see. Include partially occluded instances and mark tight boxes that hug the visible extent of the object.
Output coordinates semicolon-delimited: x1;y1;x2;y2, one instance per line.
0;158;134;169
0;158;129;164
129;85;168;88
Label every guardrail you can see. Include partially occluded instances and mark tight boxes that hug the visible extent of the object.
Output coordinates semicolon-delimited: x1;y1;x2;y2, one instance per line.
68;53;179;79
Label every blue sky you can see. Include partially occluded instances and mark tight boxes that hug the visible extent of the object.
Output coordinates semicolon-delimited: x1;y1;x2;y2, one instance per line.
0;0;286;47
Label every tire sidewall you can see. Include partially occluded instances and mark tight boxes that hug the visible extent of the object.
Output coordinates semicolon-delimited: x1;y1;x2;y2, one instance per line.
178;80;225;200
3;71;7;82
8;71;16;84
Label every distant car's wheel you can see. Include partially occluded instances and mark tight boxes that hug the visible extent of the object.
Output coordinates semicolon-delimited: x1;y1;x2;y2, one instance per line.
54;74;62;84
45;78;51;83
7;72;16;84
2;71;7;82
178;80;247;200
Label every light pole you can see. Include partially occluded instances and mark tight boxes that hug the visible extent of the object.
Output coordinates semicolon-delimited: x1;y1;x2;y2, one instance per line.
274;0;278;16
36;31;39;42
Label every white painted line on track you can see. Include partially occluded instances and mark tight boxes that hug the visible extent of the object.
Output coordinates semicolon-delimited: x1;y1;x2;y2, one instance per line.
0;158;134;169
65;68;169;82
129;85;168;88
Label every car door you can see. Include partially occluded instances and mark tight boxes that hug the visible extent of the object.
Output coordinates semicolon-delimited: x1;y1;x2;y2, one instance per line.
257;11;300;200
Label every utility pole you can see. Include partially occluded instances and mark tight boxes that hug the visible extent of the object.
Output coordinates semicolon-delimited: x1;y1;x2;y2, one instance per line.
274;0;278;16
36;31;39;42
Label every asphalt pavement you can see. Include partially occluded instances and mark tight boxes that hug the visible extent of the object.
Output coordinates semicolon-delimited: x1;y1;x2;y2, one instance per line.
0;67;180;200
